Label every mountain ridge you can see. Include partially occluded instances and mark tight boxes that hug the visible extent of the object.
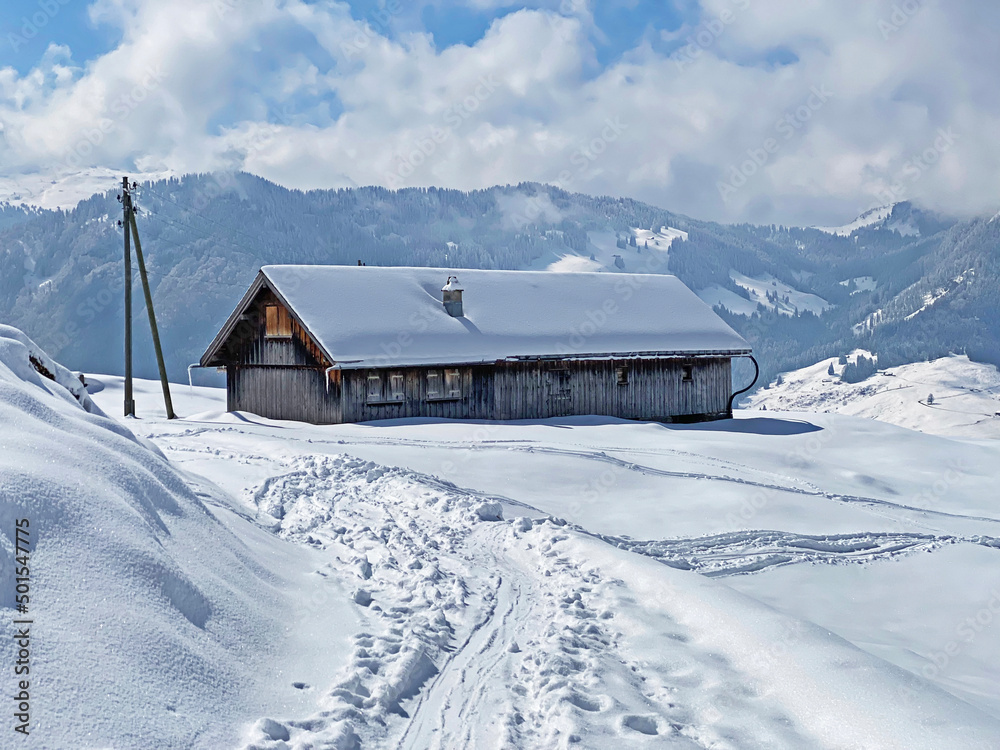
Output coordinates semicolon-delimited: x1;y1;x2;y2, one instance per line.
0;171;996;394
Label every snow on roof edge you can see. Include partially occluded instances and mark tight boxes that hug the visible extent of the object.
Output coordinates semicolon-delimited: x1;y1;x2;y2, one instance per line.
206;265;752;369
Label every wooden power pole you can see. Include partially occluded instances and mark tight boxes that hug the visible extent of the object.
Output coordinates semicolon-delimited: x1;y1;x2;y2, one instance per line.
122;179;176;420
123;177;135;417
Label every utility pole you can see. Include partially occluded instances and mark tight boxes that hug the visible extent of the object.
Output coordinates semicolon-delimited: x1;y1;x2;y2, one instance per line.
122;177;135;417
122;180;176;420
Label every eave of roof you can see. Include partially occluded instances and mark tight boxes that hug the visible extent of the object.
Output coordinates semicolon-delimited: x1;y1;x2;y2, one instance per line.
199;271;337;368
203;265;753;370
323;349;752;371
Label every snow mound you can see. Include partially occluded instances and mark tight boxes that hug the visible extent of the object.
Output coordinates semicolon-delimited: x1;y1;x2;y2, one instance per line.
0;324;101;415
0;327;296;747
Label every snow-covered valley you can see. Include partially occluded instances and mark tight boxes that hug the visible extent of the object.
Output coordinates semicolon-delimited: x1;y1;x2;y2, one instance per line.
6;328;1000;748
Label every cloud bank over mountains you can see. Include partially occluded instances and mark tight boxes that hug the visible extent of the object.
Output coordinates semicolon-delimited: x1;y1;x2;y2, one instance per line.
1;0;998;226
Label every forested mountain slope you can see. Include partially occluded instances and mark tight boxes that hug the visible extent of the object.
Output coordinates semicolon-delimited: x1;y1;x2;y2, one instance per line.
0;172;994;392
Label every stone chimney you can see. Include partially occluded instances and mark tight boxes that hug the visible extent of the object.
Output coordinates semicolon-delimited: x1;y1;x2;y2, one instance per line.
442;276;464;317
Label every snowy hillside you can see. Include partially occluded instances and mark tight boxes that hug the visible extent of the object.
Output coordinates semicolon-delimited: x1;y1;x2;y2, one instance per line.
532;226;687;274
0;328;358;747
697;270;832;317
814;205;896;236
813;202;949;239
1;172;995;398
42;369;998;749
746;353;1000;439
0;168;175;211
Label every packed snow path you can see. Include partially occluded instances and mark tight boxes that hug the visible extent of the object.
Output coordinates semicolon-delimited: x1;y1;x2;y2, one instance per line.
236;454;1000;749
89;377;1000;748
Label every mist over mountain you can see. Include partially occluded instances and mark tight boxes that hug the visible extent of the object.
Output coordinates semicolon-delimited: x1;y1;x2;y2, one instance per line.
0;172;995;392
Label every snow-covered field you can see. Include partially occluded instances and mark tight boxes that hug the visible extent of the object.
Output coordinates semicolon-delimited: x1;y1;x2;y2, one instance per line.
747;353;1000;439
7;328;1000;748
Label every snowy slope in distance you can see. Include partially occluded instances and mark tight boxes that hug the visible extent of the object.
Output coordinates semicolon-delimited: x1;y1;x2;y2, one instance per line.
746;353;1000;439
697;271;832;317
0;168;176;211
529;226;686;274
814;204;895;236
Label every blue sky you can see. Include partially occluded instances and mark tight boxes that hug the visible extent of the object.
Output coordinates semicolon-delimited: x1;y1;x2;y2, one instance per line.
1;0;116;72
1;1;998;226
0;0;690;73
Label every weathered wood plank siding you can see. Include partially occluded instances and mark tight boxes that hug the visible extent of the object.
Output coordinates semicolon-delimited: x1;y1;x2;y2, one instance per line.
229;355;732;424
220;287;735;425
491;358;730;422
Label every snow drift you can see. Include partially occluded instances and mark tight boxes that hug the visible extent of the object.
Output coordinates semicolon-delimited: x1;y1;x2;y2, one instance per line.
0;326;316;748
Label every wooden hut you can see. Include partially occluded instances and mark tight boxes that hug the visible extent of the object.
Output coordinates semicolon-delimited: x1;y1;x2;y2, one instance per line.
200;265;753;424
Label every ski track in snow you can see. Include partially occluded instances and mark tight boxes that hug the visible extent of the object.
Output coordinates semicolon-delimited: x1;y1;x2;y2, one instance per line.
81;378;1000;747
158;426;1000;528
103;411;1000;748
184;443;999;749
237;454;832;749
601;529;1000;577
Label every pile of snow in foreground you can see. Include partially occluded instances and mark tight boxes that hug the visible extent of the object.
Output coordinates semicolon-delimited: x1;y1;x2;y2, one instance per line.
0;327;356;748
93;375;1000;749
746;352;1000;439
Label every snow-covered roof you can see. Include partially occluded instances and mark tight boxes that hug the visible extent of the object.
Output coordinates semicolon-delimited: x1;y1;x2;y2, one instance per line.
204;265;751;369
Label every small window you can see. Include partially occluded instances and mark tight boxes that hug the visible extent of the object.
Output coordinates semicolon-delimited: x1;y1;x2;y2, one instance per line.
445;369;463;398
427;370;443;399
389;373;405;402
366;374;382;403
265;304;292;338
682;364;694;383
616;366;629;386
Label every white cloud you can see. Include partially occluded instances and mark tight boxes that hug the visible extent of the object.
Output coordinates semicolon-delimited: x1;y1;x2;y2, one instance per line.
0;0;998;226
